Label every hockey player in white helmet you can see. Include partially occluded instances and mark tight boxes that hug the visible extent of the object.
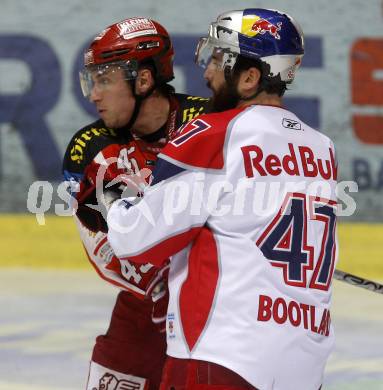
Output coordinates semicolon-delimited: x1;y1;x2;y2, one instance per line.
107;8;337;390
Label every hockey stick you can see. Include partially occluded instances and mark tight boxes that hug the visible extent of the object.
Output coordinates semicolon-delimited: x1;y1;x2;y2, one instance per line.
333;269;383;295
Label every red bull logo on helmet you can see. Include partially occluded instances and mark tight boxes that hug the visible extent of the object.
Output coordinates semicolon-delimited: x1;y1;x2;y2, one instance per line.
251;19;282;40
241;16;282;40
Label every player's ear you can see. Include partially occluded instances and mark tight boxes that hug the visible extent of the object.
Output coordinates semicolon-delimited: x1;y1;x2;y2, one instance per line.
238;67;261;98
135;68;155;95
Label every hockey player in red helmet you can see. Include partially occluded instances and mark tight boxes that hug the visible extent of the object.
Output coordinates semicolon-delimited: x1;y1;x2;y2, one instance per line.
79;17;175;132
63;17;208;390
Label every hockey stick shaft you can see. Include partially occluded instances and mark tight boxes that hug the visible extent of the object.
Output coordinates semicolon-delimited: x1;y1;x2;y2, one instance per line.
333;269;383;295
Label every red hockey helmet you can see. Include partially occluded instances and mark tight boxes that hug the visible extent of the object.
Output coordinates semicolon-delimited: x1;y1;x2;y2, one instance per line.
80;17;174;98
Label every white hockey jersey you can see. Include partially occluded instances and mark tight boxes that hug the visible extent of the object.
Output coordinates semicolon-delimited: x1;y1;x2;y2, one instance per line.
107;105;338;390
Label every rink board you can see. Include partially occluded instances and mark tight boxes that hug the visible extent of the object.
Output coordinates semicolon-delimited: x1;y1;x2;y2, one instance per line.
1;215;382;279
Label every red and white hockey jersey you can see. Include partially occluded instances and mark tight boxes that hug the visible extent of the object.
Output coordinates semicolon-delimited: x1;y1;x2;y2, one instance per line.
107;105;338;390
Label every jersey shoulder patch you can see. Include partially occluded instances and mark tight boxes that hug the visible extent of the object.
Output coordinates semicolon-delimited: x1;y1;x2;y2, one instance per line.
63;119;122;174
162;107;245;170
174;93;210;127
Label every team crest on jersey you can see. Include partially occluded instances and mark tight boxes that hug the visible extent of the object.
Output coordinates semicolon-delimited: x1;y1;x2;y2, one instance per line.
94;372;145;390
167;312;176;339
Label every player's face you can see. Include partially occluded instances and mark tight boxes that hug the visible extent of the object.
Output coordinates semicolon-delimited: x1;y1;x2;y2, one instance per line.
204;51;240;112
89;67;135;128
203;50;226;95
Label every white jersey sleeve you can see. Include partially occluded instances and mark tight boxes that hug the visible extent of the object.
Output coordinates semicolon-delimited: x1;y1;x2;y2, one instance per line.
107;165;215;266
74;215;164;298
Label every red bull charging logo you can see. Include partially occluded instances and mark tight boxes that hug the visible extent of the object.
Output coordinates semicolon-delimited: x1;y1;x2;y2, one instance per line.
251;19;282;40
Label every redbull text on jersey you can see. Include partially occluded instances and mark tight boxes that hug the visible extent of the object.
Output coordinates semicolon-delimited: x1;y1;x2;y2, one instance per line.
241;143;337;180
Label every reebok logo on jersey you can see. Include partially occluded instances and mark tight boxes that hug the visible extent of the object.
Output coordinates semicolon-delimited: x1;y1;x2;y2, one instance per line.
241;143;337;180
282;118;302;130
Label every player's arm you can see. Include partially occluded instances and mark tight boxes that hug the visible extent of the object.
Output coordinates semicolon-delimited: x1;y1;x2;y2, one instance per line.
107;114;228;266
74;214;168;298
107;162;209;266
62;134;164;298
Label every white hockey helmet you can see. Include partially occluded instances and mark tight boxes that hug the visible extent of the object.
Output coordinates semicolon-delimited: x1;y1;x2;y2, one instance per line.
195;8;304;84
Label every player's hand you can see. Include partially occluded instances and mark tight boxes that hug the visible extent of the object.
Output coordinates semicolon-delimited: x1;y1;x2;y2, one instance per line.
75;144;150;233
150;280;169;333
147;263;170;332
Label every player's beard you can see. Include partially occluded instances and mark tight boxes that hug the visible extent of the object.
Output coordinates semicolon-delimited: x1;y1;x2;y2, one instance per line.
207;82;240;113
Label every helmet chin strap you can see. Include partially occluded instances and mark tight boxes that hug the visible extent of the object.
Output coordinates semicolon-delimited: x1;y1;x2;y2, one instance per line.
124;80;156;131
